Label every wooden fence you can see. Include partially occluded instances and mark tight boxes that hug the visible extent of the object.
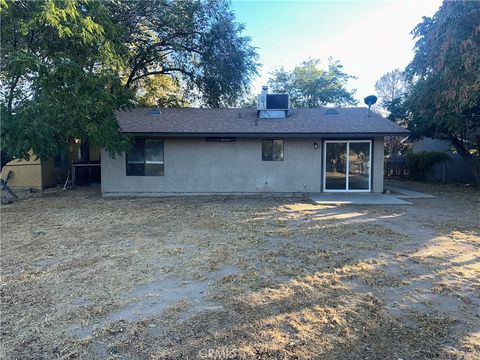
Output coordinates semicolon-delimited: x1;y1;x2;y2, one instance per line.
384;155;407;178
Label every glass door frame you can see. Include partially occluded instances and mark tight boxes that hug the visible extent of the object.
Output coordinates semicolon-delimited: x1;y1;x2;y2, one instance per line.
323;140;372;192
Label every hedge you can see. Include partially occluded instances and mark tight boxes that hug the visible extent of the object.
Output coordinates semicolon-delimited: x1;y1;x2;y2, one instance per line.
405;151;450;181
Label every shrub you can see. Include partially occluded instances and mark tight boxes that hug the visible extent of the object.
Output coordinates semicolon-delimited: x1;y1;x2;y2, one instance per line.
405;151;450;181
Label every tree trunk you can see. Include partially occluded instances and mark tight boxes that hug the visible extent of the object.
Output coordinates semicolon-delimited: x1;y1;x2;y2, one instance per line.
449;137;480;188
1;149;13;173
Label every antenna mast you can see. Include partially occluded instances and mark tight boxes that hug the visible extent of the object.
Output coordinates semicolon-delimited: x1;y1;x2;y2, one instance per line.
364;95;378;118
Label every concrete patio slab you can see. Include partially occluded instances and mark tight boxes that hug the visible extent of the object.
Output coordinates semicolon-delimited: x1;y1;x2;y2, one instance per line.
387;187;435;199
310;193;412;205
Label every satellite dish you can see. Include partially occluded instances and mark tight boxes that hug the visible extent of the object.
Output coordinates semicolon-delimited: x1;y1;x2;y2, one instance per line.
364;95;377;117
364;95;377;106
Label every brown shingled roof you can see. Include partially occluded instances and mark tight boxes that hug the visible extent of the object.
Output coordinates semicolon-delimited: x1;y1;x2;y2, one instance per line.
115;107;409;137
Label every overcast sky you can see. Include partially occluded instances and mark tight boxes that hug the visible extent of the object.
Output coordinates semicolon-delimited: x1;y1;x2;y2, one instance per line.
231;0;442;103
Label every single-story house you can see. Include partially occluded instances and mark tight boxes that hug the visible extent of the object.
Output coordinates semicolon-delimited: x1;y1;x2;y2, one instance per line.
101;106;408;196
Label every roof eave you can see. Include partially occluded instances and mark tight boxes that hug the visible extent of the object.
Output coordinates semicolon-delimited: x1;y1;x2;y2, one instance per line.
121;131;410;138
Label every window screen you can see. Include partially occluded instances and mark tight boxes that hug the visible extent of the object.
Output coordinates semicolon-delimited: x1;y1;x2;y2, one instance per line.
126;139;164;176
145;140;164;176
262;139;284;161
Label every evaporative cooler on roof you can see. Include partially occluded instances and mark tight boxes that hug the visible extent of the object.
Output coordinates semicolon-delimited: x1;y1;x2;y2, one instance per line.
257;86;290;119
265;94;289;110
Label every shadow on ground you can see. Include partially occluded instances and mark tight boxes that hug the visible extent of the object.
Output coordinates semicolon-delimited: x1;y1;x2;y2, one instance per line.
1;181;479;359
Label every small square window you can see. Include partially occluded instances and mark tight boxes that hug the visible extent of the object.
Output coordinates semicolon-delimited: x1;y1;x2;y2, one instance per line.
262;139;284;161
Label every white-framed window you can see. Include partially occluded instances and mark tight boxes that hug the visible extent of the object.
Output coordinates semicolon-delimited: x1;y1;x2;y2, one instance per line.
323;140;372;192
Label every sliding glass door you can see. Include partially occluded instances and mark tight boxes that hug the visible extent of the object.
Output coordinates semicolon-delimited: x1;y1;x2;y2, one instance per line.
324;140;371;192
324;142;347;190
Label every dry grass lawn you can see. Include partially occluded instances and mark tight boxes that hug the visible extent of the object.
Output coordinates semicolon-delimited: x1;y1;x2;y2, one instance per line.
1;180;479;359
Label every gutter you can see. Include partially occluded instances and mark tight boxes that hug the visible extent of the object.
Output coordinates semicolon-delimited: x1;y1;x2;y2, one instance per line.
122;131;410;138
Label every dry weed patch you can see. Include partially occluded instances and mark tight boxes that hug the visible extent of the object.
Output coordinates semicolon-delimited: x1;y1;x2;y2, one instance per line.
1;185;479;359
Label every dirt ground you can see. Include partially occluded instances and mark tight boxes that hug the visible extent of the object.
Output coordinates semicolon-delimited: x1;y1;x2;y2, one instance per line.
1;180;479;359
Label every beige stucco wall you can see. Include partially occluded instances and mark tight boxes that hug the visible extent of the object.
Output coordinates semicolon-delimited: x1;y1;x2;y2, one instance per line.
101;136;386;196
102;137;324;195
372;137;385;193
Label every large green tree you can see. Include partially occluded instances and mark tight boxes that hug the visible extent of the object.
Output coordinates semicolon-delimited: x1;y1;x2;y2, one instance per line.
405;1;480;186
109;0;258;108
1;0;132;169
1;0;258;169
268;59;357;108
135;75;189;108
